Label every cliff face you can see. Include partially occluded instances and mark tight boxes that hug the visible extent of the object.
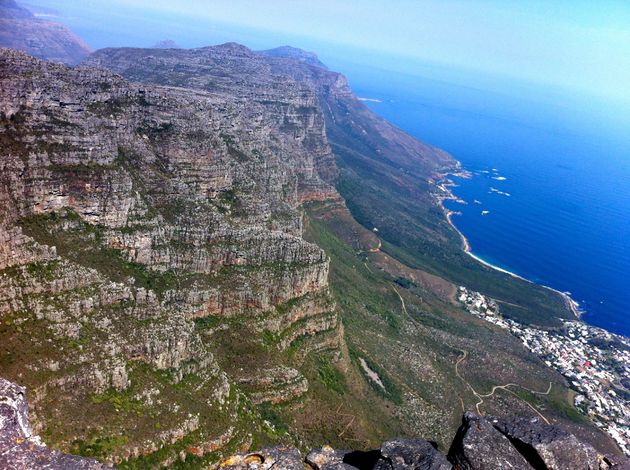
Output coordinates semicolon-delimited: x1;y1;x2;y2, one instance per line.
0;47;342;464
0;1;91;65
84;43;452;187
4;376;626;469
0;41;625;467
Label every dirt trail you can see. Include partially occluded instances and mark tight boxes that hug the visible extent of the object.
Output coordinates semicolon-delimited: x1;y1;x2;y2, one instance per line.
391;285;552;423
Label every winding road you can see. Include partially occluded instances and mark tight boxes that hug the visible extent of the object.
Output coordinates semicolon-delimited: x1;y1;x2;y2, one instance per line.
390;285;553;423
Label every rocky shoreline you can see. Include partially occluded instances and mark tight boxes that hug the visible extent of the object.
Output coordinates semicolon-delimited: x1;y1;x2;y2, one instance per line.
434;171;586;320
436;171;630;455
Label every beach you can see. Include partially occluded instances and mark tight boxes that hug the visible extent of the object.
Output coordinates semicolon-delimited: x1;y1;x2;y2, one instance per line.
437;172;583;320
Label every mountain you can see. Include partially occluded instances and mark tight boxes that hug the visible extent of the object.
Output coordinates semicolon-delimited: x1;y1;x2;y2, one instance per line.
0;0;31;18
1;45;343;464
0;0;91;64
3;377;626;470
260;46;328;69
152;39;180;49
0;42;624;467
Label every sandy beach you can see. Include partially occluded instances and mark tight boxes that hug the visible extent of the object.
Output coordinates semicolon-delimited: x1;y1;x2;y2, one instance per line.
437;172;583;320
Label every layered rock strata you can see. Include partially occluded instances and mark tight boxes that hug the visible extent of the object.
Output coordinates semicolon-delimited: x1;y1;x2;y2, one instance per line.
0;47;341;463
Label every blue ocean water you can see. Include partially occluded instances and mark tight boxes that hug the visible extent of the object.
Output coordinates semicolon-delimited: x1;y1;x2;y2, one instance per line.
344;67;630;337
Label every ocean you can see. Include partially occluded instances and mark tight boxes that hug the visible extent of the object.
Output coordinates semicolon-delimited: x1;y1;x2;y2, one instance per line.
340;64;630;337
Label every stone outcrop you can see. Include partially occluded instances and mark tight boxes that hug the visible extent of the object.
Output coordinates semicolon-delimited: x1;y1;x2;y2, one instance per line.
447;413;628;470
219;413;628;470
448;412;532;470
490;415;628;470
0;47;342;464
0;0;91;65
375;439;451;470
219;447;304;470
3;375;627;469
0;378;110;469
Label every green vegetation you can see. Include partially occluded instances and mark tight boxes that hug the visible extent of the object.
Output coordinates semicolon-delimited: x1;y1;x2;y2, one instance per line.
71;435;129;461
257;402;289;434
193;315;223;330
262;329;279;346
19;210;179;297
216;188;244;215
91;388;145;414
348;347;402;405
330;132;572;327
316;357;347;395
302;202;593;450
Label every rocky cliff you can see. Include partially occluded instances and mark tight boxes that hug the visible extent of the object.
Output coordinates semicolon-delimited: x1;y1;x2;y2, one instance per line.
3;376;627;469
0;47;343;465
1;40;626;467
0;377;110;469
0;0;91;65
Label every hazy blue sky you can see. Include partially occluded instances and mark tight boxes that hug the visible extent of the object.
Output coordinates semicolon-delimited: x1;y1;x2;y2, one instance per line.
25;0;630;103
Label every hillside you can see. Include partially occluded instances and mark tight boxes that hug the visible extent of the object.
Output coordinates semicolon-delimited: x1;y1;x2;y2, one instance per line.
0;0;91;64
3;377;626;469
0;42;623;467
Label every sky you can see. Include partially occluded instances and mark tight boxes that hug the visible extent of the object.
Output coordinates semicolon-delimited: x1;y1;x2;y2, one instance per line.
24;0;630;104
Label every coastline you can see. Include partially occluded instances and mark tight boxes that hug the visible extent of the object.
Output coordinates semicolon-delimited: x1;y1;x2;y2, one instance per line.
437;169;630;454
437;171;583;321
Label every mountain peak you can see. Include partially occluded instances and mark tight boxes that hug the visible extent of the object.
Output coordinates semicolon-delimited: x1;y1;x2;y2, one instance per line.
151;39;180;49
0;0;33;19
259;45;327;68
210;41;254;55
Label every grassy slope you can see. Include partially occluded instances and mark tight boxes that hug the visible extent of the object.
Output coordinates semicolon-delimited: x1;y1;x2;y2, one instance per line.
303;202;617;454
327;119;572;328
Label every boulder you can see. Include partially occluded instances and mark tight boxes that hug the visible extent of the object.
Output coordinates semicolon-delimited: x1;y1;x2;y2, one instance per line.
447;412;532;470
0;378;111;469
219;447;304;470
306;445;357;469
490;415;613;470
373;438;451;470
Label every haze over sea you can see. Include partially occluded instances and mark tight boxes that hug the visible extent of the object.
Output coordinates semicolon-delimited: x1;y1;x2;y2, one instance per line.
343;64;630;337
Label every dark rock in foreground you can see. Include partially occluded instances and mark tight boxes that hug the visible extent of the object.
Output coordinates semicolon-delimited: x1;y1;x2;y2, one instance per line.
375;439;451;470
448;412;628;470
490;414;601;469
0;378;111;469
448;412;531;470
489;414;630;470
220;412;629;470
1;374;628;469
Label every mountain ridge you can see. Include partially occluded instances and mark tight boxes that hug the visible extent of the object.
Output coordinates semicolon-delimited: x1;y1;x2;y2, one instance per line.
0;37;625;467
0;0;91;64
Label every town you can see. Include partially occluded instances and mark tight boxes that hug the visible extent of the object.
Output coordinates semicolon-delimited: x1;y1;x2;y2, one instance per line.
458;286;630;455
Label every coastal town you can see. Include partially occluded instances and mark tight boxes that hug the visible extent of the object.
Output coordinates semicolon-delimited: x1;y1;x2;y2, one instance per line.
458;286;630;455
